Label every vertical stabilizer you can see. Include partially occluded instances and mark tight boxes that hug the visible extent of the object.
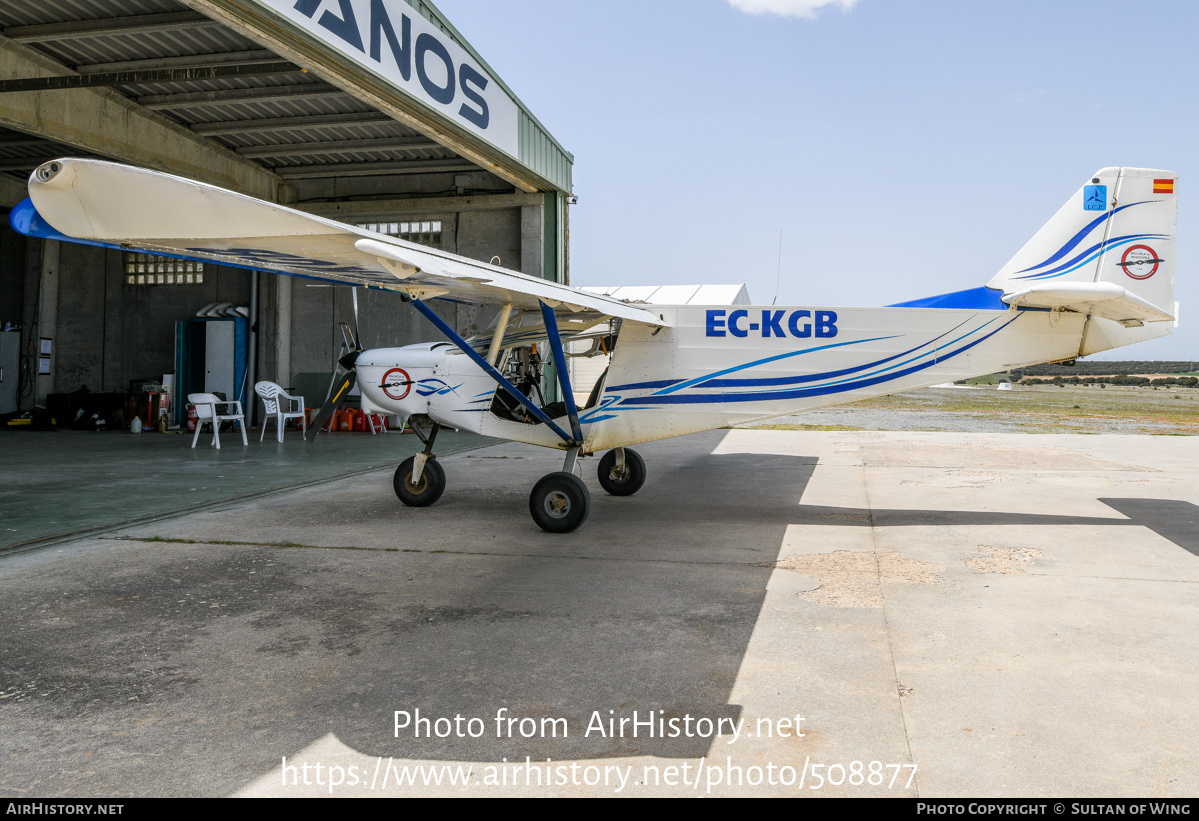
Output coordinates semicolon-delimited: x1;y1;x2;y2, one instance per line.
988;167;1177;316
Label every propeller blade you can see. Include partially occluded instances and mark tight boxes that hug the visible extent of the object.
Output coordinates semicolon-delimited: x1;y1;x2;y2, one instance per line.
306;370;356;441
311;288;366;441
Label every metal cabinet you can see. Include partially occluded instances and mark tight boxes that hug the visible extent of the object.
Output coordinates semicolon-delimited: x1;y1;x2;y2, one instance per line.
173;318;248;425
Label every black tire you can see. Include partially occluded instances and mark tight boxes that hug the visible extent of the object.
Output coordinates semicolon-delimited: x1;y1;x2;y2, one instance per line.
597;448;646;496
529;472;591;533
394;456;446;507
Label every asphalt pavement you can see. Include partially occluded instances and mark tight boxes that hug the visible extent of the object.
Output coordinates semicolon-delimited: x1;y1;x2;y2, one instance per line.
1;429;1196;797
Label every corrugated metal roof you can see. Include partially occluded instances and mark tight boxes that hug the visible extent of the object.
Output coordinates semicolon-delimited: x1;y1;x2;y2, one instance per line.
0;125;105;173
0;0;572;193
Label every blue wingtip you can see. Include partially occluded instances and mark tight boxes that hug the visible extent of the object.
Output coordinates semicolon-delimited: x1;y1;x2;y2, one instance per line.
9;198;40;236
8;197;75;244
8;197;123;253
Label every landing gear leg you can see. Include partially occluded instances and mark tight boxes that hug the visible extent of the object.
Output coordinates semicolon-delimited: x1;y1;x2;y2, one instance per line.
395;423;446;507
561;445;582;478
529;446;590;533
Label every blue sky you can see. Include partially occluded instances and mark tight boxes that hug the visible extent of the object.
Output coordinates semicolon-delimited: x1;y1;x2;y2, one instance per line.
436;0;1197;360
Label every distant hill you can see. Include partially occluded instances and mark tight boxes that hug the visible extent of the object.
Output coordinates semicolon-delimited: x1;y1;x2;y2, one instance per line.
1013;361;1199;377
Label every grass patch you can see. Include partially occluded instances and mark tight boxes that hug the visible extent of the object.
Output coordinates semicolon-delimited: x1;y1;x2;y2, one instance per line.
856;386;1193;417
962;374;1011;385
740;384;1198;436
738;423;863;432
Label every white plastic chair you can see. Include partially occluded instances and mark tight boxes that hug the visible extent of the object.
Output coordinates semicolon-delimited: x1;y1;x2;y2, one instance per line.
188;392;247;449
255;381;306;442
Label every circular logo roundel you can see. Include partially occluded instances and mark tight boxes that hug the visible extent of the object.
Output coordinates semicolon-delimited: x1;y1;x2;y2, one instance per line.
1119;245;1163;280
381;368;412;401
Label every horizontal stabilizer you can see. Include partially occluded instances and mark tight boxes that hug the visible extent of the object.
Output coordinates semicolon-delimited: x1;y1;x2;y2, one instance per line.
1002;281;1175;324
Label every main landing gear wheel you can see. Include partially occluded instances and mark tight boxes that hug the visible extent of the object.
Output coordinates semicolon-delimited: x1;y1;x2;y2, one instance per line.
529;472;591;533
394;456;446;507
597;448;646;496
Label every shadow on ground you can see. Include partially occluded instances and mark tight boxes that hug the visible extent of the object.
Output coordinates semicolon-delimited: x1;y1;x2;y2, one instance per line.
0;432;816;796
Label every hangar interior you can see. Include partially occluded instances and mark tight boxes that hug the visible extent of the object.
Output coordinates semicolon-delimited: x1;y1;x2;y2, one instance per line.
0;0;573;425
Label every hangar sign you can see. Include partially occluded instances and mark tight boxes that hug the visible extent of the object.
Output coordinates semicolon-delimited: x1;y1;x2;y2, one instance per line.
248;0;520;156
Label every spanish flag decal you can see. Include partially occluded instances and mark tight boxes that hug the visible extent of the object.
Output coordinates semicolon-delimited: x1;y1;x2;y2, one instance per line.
1153;178;1175;194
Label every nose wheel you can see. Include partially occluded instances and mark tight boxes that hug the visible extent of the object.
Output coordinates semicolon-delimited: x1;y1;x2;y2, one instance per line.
395;422;445;507
394;455;446;506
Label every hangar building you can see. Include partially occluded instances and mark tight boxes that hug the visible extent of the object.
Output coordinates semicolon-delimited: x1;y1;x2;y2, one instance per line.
0;0;572;423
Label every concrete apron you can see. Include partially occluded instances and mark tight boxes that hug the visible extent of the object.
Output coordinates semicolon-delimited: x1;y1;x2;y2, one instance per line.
0;428;492;553
0;429;1196;797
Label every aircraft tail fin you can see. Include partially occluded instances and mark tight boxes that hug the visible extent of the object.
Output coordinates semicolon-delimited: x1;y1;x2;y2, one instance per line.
988;168;1177;323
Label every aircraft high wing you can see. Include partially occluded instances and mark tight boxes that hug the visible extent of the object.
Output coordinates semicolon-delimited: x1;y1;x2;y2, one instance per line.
14;158;667;328
12;160;1180;533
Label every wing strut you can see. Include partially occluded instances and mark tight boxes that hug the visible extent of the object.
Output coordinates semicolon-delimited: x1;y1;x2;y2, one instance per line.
539;301;584;445
407;297;575;446
486;302;513;366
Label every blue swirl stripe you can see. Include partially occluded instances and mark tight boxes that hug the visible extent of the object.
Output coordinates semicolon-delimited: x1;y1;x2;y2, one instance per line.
615;315;1020;407
700;315;976;389
578;395;622;424
1014;201;1146;275
415;379;463;397
1013;233;1169;281
652;335;898;396
706;316;1002;399
607;377;683;391
803;317;1004;393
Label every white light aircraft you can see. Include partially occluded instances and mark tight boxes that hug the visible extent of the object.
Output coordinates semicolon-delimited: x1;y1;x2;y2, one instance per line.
13;160;1179;532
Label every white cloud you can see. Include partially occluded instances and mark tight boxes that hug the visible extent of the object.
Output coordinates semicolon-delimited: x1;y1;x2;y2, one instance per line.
728;0;858;20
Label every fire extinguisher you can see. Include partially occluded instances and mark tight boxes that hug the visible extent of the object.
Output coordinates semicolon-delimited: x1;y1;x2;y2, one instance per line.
186;405;197;433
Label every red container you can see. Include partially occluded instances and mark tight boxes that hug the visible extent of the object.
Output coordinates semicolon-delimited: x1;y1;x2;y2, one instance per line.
186;405;197;433
353;409;367;432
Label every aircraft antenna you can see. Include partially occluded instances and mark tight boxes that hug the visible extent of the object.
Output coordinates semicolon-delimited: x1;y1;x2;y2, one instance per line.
772;229;783;305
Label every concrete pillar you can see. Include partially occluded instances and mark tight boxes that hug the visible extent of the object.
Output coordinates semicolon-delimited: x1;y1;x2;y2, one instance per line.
542;192;561;285
275;274;292;390
247;271;258;425
34;240;59;406
520;203;544;278
563;199;571;287
18;238;40;411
